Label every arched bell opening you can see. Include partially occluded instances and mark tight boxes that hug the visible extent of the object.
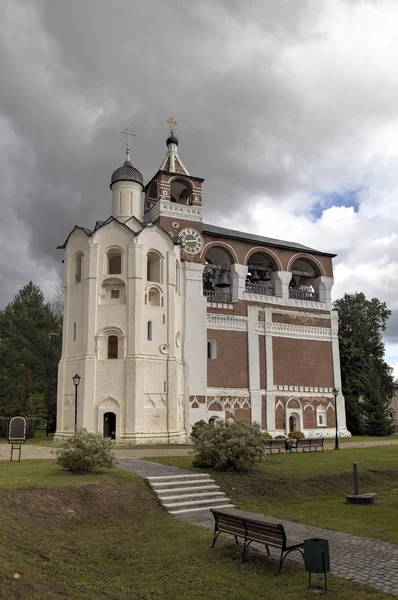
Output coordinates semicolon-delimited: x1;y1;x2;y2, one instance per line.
246;252;277;297
170;178;193;205
203;247;233;303
289;259;320;302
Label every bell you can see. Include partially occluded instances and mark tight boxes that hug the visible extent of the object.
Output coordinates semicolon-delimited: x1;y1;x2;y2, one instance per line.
263;270;271;282
216;267;231;288
203;275;214;291
250;269;260;282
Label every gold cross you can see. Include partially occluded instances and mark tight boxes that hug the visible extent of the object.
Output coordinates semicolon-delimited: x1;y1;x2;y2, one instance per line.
121;126;136;150
167;117;178;135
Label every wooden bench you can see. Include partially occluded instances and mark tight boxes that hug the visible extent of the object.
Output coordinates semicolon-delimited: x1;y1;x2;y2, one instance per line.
263;439;289;454
295;438;324;452
211;509;304;571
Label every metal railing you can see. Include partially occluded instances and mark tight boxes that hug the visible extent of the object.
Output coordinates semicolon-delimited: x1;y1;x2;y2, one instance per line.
245;282;275;296
204;290;232;303
289;288;319;301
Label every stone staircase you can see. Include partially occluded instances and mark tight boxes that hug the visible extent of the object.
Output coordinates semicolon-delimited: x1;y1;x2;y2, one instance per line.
146;472;234;515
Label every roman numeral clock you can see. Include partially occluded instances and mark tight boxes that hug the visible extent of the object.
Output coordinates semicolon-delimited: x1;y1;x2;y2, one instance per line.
179;228;204;255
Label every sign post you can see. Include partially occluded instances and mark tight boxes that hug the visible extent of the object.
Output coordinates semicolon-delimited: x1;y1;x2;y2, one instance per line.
8;416;27;461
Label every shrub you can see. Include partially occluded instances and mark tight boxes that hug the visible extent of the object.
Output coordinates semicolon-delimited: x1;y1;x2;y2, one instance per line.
262;432;273;439
192;421;264;472
274;434;287;439
190;420;208;442
55;429;117;474
288;430;305;439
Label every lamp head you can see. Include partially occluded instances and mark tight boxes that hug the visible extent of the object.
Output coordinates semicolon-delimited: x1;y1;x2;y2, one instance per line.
72;373;81;387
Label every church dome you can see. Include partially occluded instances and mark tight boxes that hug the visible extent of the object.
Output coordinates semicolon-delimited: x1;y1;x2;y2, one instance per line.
166;134;179;146
110;154;143;188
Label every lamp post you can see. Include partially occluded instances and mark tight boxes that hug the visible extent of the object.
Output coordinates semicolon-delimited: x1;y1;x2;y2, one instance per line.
332;387;339;450
72;374;81;434
46;333;56;437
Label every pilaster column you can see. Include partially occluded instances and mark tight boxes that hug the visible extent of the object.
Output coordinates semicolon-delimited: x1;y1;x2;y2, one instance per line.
231;264;248;301
247;306;261;426
273;271;292;301
331;310;349;433
313;276;334;309
265;309;275;433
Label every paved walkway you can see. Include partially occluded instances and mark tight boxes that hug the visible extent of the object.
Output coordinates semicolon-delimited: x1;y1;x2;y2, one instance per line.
118;458;398;597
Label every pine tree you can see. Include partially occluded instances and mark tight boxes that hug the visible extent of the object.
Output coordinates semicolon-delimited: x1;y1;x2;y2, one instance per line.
333;292;394;436
0;282;62;436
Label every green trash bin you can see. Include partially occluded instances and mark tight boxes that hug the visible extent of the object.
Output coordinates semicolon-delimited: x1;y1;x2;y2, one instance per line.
304;538;330;593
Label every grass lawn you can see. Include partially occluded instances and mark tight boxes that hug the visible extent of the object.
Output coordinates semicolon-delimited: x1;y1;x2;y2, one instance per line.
150;445;398;544
327;434;398;445
0;460;394;599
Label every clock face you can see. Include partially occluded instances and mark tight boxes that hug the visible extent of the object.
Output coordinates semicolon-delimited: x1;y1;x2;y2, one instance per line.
179;228;204;255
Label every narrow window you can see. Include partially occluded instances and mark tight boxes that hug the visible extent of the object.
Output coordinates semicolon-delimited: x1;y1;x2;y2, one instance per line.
207;340;217;359
75;253;83;283
108;335;118;359
147;321;152;341
319;415;323;425
73;323;76;342
163;313;165;324
176;263;180;294
108;251;122;274
111;288;120;299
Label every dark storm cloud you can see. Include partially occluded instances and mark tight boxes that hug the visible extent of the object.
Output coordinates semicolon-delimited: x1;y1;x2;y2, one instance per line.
0;0;398;357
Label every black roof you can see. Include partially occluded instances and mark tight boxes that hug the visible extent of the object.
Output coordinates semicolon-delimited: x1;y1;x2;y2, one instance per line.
202;223;336;257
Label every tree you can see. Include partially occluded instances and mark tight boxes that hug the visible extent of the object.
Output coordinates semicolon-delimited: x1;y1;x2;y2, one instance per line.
0;282;62;436
333;292;394;436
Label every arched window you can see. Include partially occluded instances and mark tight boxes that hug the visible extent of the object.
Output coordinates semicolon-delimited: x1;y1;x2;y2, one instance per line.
170;178;193;205
148;287;161;306
108;335;118;359
207;340;217;359
108;250;122;275
147;321;152;341
75;253;83;283
316;405;327;427
147;251;162;283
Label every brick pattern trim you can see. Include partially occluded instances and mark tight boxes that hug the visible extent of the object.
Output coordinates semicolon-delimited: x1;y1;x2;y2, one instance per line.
256;320;337;340
274;384;334;393
207;313;248;331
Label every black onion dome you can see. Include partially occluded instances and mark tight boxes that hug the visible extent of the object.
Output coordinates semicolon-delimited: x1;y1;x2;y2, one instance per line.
166;134;179;146
110;158;143;187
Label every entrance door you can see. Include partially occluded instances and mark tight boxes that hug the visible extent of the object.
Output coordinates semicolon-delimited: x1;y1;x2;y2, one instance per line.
104;412;116;440
289;415;297;433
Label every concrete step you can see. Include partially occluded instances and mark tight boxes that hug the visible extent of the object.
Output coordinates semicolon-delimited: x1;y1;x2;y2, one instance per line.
158;491;225;503
169;504;235;515
154;484;220;497
163;496;232;511
151;477;215;489
146;474;211;484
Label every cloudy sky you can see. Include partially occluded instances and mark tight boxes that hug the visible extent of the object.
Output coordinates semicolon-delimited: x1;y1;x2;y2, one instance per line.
1;0;397;376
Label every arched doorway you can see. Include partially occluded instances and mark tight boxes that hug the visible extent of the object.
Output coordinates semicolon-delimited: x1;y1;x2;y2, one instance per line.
103;412;116;440
289;414;298;433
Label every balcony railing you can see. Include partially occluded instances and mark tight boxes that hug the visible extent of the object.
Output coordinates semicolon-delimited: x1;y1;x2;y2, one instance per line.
204;290;232;303
289;288;319;302
245;282;275;296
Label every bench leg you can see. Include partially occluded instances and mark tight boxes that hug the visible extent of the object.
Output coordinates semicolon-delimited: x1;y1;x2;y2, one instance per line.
212;529;221;548
234;536;239;544
242;540;252;562
265;544;270;556
278;548;304;573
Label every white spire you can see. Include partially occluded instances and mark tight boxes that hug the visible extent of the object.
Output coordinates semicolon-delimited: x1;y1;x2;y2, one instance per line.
159;117;190;175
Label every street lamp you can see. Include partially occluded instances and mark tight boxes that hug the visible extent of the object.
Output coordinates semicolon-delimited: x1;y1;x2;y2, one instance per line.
332;387;339;450
46;333;56;437
72;373;81;434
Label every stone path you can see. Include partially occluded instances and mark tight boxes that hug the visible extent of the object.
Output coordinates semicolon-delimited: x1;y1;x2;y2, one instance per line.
0;445;192;461
118;458;398;597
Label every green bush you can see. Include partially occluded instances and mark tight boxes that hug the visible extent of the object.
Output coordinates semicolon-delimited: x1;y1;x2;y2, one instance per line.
288;430;305;439
262;432;273;439
192;421;264;472
55;429;117;474
274;434;287;439
190;420;208;441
